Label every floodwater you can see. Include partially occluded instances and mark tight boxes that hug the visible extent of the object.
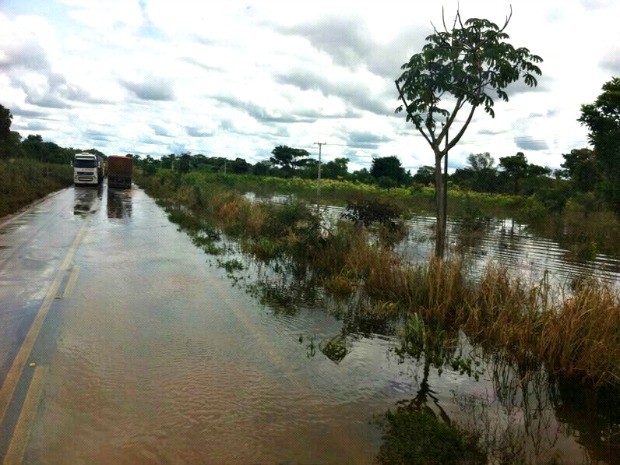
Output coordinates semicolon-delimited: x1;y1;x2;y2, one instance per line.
316;204;620;286
0;184;618;464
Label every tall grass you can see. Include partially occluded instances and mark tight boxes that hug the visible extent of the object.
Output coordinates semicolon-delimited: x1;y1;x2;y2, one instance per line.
136;170;620;388
0;159;73;218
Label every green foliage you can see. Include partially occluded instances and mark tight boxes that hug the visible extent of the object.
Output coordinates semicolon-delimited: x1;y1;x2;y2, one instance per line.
412;165;435;185
396;10;542;126
499;152;529;194
0;104;11;140
270;145;310;177
578;77;620;212
377;404;486;465
371;156;410;186
452;153;499;192
0;159;73;216
177;153;191;173
561;148;602;193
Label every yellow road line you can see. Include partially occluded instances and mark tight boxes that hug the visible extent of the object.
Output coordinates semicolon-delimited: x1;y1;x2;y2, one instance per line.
61;266;80;299
2;365;48;465
0;219;89;425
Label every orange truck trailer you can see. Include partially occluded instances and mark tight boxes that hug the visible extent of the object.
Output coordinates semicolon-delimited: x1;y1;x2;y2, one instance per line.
107;155;133;189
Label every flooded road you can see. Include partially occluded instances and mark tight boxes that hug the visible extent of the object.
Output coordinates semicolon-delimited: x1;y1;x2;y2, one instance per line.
0;184;617;464
0;185;408;464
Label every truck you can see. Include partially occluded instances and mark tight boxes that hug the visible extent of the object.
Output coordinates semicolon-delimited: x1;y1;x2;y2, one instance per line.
73;152;105;186
107;155;133;189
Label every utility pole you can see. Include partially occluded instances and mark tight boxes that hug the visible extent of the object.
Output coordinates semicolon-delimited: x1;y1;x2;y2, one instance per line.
443;127;448;251
314;142;326;208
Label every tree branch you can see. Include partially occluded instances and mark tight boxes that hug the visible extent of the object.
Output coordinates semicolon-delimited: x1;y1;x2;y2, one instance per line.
446;102;477;153
395;80;433;147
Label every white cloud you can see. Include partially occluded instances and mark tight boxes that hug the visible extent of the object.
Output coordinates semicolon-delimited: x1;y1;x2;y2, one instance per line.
2;0;618;168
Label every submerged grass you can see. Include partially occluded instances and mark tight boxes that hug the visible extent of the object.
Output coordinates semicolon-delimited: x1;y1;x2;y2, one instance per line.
136;170;620;389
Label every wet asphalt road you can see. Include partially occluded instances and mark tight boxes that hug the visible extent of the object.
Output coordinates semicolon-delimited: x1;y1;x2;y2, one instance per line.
0;183;411;464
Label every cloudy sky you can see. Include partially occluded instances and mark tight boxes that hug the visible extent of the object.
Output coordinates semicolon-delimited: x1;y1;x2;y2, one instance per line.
1;0;619;172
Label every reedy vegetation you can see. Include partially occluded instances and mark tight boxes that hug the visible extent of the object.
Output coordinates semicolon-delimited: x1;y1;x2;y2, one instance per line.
136;170;620;388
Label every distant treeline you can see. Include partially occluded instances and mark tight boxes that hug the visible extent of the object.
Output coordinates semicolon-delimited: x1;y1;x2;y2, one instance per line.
0;102;616;215
134;146;611;216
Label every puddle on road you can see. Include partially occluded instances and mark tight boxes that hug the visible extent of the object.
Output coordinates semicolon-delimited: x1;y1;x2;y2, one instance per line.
73;185;102;216
107;189;133;220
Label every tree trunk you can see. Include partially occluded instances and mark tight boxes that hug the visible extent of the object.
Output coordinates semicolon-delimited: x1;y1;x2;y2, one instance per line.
434;151;445;258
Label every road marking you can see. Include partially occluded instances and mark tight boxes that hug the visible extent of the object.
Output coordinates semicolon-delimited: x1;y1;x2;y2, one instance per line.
0;219;89;425
61;266;80;299
2;365;48;465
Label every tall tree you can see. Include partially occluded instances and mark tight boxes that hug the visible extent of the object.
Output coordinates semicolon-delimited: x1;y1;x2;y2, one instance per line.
177;153;191;173
412;165;435;185
230;157;251;174
270;145;310;177
370;156;409;185
395;7;542;257
0;104;12;141
453;152;498;192
499;152;529;194
322;157;349;179
0;105;21;159
561;148;602;192
578;77;620;212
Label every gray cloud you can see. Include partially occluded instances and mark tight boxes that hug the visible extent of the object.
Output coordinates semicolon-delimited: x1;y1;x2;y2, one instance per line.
214;95;317;124
186;126;214;137
346;131;392;149
281;16;372;70
25;92;71;109
342;148;370;166
151;124;173;136
0;37;50;71
84;129;114;142
24;121;50;131
514;136;548;151
180;56;222;73
121;76;175;101
276;69;391;116
10;107;48;118
477;128;508;136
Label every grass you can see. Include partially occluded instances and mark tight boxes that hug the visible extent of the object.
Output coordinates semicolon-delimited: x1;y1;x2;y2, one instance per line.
0;159;73;218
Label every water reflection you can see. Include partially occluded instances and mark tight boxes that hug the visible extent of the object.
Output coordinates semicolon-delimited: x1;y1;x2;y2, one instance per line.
245;244;618;463
107;188;132;219
73;184;103;215
163;193;620;464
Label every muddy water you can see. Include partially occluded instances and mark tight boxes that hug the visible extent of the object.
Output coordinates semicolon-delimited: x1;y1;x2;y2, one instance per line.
22;187;398;464
16;186;619;464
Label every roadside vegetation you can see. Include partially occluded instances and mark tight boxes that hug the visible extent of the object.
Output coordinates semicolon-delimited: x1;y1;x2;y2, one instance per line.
0;158;73;218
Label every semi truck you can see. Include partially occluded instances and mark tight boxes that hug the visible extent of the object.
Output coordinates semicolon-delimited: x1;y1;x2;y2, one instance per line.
108;155;133;189
73;152;105;186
